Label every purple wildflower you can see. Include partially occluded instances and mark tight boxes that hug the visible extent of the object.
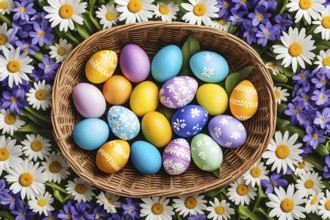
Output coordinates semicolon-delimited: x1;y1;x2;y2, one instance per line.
122;198;140;219
303;126;326;149
12;0;36;21
292;69;312;92
257;0;277;11
10;199;34;220
31;12;47;23
261;173;288;194
323;155;330;179
72;203;94;220
312;72;328;88
29;20;54;46
58;200;76;220
0;179;11;206
292;91;313;109
93;206;109;220
229;8;246;25
256;21;280;46
248;6;271;26
242;19;257;44
1;87;28;114
38;55;60;82
274;13;293;31
232;0;248;10
217;0;234;20
188;214;207;220
15;40;40;55
41;211;59;220
284;101;306;125
314;108;330;129
11;20;33;39
311;87;330;106
108;213;121;220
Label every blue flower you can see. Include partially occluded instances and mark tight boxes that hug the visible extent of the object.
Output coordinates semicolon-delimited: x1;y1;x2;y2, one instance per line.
31;12;48;23
41;211;59;220
1;87;28;114
107;213;121;220
38;55;60;82
311;87;330;106
0;179;11;206
314;107;330;129
188;214;207;220
274;13;293;32
261;173;288;194
58;200;77;220
232;0;248;10
229;8;246;25
292;69;312;92
256;21;280;46
292;91;313;109
312;70;329;89
217;0;234;20
303;125;326;149
10;199;34;220
11;20;34;39
93;206;109;220
323;155;330;179
72;202;94;220
284;101;306;125
29;20;54;46
15;40;40;55
248;6;271;26
257;0;277;10
12;0;36;21
242;19;257;44
122;198;140;219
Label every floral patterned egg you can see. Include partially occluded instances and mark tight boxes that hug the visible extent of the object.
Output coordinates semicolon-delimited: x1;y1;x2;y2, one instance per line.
107;106;140;140
159;76;198;109
171;105;208;138
162;138;191;175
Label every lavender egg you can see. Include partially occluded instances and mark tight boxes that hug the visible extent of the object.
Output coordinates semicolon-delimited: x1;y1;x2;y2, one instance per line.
159;76;198;109
162;138;191;175
208;115;247;148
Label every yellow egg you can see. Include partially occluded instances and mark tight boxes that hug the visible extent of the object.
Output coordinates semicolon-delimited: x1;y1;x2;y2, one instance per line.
130;81;159;117
141;111;172;148
229;80;258;121
196;84;228;116
103;75;132;105
85;50;118;84
96;140;130;174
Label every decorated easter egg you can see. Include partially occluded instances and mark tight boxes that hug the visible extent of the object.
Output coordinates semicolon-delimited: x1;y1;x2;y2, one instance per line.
96;140;130;174
162;138;191;175
130;141;162;175
72;83;106;118
208;115;247;148
171;105;208;138
85;50;117;84
191;133;223;172
73;118;109;150
230;80;258;121
107;106;140;140
159;76;198;109
190;51;229;83
120;44;150;83
151;45;183;82
130;81;159;117
103;75;132;105
196;83;228;116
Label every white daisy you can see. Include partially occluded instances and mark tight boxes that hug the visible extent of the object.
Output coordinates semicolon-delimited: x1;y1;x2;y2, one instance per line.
206;198;235;220
267;184;306;220
26;80;52;111
140;196;174;220
0;109;25;136
305;192;324;214
41;151;70;183
0;23;13;50
286;0;325;24
294;159;314;177
313;6;330;40
95;4;118;29
211;19;230;32
115;0;156;24
274;86;290;104
154;2;179;22
242;159;269;187
21;134;51;161
318;190;330;219
262;130;303;174
295;171;324;197
49;38;72;63
181;0;219;26
5;160;47;200
44;0;87;32
172;194;207;217
273;27;316;73
315;49;330;68
0;46;33;88
227;177;257;206
96;192;121;214
66;177;95;202
265;61;284;75
0;0;14;15
28;192;54;216
0;135;23;175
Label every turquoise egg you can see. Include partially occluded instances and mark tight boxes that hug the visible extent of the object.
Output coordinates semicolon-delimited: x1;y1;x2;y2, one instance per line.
151;45;183;83
189;51;229;83
73;118;109;150
131;141;162;175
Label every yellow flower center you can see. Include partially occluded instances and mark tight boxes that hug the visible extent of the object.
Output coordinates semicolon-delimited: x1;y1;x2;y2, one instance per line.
219;19;226;26
49;161;62;173
66;214;71;220
325;199;330;210
304;179;314;189
215;205;225;215
19;7;25;13
289;43;303;57
0;148;10;161
38;31;45;37
294;108;300;115
159;4;170;15
23;46;29;51
322;16;330;28
35;89;47;100
223;2;228;8
7;60;21;73
31;140;42;152
19;172;34;187
281;199;294;212
107;198;114;205
105;12;116;21
151;203;164;215
5;114;16;125
38;198;47;207
322;57;330;66
274;90;281;99
48;216;53;220
128;0;142;13
75;184;87;194
264;30;270;36
257;13;264;20
57;47;66;56
11;97;17;103
236;184;249;196
250;167;261;178
299;0;312;10
193;4;206;16
310;197;318;205
59;4;74;19
276;144;290;159
0;34;7;45
185;196;197;209
0;2;8;9
312;133;318;140
321;79;326;85
298;161;305;169
303;96;308;102
241;0;246;3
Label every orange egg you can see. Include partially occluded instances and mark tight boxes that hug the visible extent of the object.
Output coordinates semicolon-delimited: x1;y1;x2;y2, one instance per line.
229;80;258;121
103;75;132;105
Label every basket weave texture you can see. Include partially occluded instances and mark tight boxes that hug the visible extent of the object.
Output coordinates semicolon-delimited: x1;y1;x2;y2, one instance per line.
51;22;276;198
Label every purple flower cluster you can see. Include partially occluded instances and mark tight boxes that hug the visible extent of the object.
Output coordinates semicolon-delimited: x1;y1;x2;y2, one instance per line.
261;173;288;194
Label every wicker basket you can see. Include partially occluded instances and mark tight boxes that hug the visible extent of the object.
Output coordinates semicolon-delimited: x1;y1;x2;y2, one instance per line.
51;22;276;198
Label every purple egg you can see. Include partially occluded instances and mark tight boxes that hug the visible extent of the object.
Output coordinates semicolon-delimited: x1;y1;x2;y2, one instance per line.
159;76;198;109
162;138;191;175
120;44;150;83
208;115;247;148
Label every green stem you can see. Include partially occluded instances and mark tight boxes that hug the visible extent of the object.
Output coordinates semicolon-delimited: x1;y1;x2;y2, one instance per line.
274;83;294;90
87;13;102;31
45;182;68;194
82;13;94;34
76;25;90;40
33;52;44;62
0;14;11;26
0;211;14;220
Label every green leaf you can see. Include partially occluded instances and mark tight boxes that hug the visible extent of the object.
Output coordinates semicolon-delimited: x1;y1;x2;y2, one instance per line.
0;14;11;26
0;211;14;220
54;190;64;204
322;181;330;189
305;155;324;171
306;213;325;220
17;124;40;133
228;24;238;34
24;106;51;123
21;111;50;128
277;104;288;114
63;194;73;203
272;73;288;83
33;52;44;62
87;13;102;31
254;208;275;220
281;125;305;138
281;66;295;77
317;144;329;156
179;34;200;76
205;186;224;198
238;206;262;220
45;182;68;194
253;184;267;211
76;25;90;40
212;168;221;179
276;118;290;128
225;66;253;95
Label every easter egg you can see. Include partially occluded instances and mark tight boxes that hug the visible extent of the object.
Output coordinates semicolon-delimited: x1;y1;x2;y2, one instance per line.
196;84;228;116
159;76;198;109
130;141;162;175
208;115;247;148
130;81;159;117
73;118;109;150
142;111;172;148
162;138;191;175
72;83;106;118
171;105;208;138
102;75;132;105
191;133;223;172
120;44;150;83
190;51;229;83
85;50;117;84
107;106;140;140
96;140;130;174
151;45;183;82
230;80;258;121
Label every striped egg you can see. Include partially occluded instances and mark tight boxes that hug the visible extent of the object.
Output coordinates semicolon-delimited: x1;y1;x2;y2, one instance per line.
229;80;258;121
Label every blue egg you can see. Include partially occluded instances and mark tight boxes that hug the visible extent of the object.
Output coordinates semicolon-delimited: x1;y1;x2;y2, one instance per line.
151;45;183;83
190;51;229;83
171;105;208;138
131;141;162;175
73;118;109;150
107;106;140;140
